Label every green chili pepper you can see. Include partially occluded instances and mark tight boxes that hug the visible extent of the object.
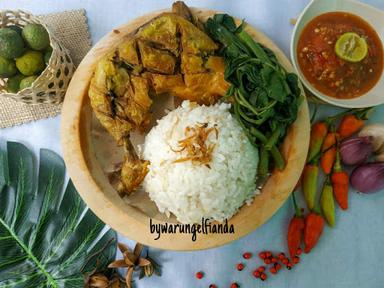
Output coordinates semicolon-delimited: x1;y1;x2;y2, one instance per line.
307;122;328;164
302;164;319;210
320;177;335;227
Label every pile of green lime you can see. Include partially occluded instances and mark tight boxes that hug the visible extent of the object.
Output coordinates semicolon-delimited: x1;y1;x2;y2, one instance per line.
0;23;52;93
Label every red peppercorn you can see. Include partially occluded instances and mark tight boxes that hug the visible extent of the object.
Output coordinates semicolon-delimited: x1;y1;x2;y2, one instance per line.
253;270;261;278
209;285;217;288
282;258;289;265
265;251;272;258
296;248;302;256
293;256;300;264
257;266;266;273
271;257;278;263
236;263;244;271
196;271;204;279
260;273;268;281
277;252;286;260
264;258;272;264
243;252;252;259
231;283;239;288
286;263;294;270
258;252;267;259
269;266;277;274
275;263;282;270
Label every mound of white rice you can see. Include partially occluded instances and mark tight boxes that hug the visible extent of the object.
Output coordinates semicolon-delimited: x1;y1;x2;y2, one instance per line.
142;101;259;224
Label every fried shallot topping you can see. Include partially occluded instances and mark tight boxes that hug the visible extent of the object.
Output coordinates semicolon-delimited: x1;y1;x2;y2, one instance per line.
172;123;218;166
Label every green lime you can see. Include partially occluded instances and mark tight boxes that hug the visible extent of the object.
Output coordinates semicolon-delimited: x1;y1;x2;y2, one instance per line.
6;73;25;93
0;56;17;77
7;25;23;36
19;75;38;90
22;23;50;51
44;46;53;64
335;32;368;62
0;28;25;59
16;50;45;76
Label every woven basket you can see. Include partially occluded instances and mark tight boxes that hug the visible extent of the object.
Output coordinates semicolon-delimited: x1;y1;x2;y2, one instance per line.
0;10;75;104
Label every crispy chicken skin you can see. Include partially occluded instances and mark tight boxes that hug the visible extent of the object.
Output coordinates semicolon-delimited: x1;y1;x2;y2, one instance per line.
88;1;229;195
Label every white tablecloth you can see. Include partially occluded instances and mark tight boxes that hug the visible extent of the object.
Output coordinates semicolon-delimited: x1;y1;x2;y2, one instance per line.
1;1;384;287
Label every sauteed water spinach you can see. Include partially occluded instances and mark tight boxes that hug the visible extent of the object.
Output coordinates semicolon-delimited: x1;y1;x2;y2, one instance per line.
206;14;302;176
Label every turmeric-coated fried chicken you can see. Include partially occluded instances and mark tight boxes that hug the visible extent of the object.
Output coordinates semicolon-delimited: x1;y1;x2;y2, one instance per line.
88;1;229;195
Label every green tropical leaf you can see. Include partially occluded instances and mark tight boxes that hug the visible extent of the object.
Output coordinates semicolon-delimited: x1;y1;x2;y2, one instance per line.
0;142;117;288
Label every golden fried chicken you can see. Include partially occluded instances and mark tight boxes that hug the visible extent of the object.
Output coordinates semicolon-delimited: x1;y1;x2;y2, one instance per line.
88;1;229;195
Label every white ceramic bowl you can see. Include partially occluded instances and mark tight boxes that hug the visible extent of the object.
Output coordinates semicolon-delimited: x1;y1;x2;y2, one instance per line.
291;0;384;108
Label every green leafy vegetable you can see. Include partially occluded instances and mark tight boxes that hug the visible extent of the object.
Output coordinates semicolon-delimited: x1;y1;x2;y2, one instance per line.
206;14;302;174
0;142;116;288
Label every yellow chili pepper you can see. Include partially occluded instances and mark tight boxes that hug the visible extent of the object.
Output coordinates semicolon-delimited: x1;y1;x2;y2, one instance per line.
320;177;336;227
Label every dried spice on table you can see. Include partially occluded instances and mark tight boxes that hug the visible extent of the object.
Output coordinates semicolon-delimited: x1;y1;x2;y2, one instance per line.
108;242;161;288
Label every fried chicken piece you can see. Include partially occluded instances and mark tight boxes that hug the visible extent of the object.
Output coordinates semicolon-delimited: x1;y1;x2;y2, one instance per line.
88;2;229;195
118;140;149;195
172;1;205;30
138;40;176;74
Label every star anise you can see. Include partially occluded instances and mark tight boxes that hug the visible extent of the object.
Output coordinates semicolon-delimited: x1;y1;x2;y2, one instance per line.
85;272;123;288
108;243;154;288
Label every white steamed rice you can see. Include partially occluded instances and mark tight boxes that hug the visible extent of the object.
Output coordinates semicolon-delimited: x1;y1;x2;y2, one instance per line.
142;101;259;224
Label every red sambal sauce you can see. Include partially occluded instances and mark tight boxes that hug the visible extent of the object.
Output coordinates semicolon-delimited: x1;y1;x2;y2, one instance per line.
297;12;383;99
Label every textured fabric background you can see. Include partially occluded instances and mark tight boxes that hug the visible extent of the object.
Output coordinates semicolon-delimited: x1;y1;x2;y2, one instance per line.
0;9;91;128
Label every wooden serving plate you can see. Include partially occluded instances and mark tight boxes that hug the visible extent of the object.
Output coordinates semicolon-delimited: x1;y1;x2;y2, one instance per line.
61;8;310;250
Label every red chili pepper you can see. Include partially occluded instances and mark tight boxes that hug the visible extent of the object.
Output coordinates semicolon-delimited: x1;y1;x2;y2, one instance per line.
304;212;325;253
331;146;349;210
287;192;305;258
307;121;328;163
302;164;319;211
338;114;364;139
320;131;337;174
